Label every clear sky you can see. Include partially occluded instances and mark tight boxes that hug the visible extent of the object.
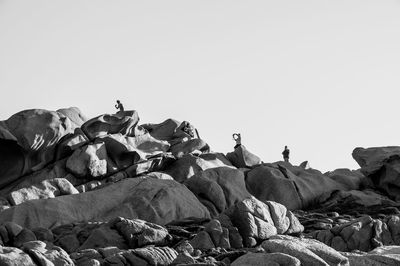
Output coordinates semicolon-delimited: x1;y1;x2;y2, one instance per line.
1;1;400;172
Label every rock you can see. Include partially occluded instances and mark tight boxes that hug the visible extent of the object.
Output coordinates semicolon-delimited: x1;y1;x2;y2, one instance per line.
204;219;230;249
184;167;251;216
170;138;210;158
0;246;35;266
324;168;368;190
228;197;303;247
57;107;87;128
0;109;78;188
142;119;198;145
13;228;37;247
8;178;78;205
22;240;74;266
111;217;171;248
66;142;108;178
270;235;349;266
81;110;140;140
55;128;89;160
231;252;301;266
343;246;400;266
163;153;234;183
132;246;178;266
353;146;400;201
97;133;170;172
189;231;215;250
246;163;358;210
32;227;54;242
78;224;128;251
226;145;262;169
0;178;211;228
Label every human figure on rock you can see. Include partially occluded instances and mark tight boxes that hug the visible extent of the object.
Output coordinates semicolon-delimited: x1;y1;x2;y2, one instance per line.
115;100;124;113
282;145;290;163
232;133;241;148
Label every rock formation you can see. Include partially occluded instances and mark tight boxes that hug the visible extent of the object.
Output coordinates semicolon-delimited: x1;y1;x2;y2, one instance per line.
1;107;400;265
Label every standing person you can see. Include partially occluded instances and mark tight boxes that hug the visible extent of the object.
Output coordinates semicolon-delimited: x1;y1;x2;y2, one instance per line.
115;100;124;113
282;145;290;162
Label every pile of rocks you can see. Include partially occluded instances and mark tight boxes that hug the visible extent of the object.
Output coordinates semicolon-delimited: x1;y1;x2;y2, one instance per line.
1;107;400;265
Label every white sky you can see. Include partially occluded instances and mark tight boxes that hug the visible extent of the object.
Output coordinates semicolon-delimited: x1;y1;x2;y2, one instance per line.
1;1;400;172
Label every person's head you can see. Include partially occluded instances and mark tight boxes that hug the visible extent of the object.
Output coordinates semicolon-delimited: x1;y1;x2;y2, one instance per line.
285;145;288;149
116;100;120;103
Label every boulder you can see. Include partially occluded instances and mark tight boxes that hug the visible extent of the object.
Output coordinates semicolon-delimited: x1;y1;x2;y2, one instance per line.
141;119;198;145
226;145;262;169
81;110;140;140
66;142;108;178
353;147;400;201
8;178;78;206
163;153;234;183
0;246;35;266
343;246;400;265
231;252;301;266
0;109;78;188
324;168;368;190
97;133;170;172
55;128;89;160
22;240;74;266
262;235;349;266
227;197;303;247
111;217;171;248
0;178;211;229
246;163;356;210
57;107;87;128
184;167;251;216
170;138;210;158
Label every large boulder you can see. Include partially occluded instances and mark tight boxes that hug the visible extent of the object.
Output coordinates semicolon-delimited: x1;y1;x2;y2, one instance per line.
81;110;140;140
226;145;262;169
141;119;198;145
184;167;251;216
246;163;358;210
232;252;301;266
0;178;211;229
262;235;349;266
163;153;234;182
57;107;87;128
226;196;304;247
0;109;79;188
353;146;400;201
0;246;36;266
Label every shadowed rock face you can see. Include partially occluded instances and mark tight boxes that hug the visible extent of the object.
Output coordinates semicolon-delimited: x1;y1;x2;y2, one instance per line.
0;109;84;189
353;146;400;201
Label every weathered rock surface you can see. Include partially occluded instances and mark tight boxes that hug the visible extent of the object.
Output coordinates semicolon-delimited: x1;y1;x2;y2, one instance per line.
8;177;78;206
226;196;304;247
0;109;80;188
353;146;400;201
246;163;363;210
81;110;140;140
262;235;349;266
226;145;262;169
184;167;251;216
0;178;211;228
163;153;234;183
231;252;301;266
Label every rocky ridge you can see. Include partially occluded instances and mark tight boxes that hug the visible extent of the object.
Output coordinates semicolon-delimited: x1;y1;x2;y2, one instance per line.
1;107;400;265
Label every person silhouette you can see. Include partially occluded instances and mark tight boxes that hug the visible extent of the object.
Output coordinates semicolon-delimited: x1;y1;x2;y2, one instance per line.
282;145;290;162
115;100;124;113
232;133;241;149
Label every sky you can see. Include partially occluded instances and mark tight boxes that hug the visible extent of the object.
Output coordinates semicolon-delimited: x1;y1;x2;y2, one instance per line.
1;0;400;172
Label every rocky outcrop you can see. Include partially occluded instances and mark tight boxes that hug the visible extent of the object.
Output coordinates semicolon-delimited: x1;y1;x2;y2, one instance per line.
184;167;251;216
0;109;82;188
246;163;363;210
226;144;262;168
353;146;400;201
0;178;211;228
225;196;304;247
